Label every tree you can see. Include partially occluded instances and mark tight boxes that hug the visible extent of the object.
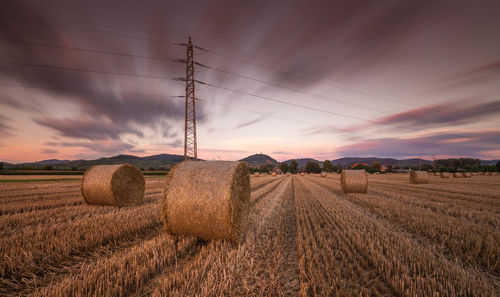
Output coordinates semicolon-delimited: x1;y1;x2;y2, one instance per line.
353;163;372;173
0;162;3;171
323;160;333;172
289;160;298;174
305;161;321;173
387;164;393;173
280;162;289;173
372;161;382;172
497;161;500;173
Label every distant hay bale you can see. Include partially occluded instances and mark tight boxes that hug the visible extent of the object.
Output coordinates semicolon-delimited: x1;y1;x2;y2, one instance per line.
321;172;327;177
453;173;462;178
286;172;291;176
81;164;145;206
487;172;493;176
462;172;472;178
341;170;368;193
300;173;305;176
162;161;250;243
253;172;260;177
409;171;429;184
272;172;276;177
440;172;450;178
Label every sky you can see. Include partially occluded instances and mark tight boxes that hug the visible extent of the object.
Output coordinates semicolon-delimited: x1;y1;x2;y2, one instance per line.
1;0;500;163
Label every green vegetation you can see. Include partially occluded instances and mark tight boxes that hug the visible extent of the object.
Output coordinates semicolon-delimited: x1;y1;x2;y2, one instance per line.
305;161;321;173
280;162;289;173
289;160;298;174
323;160;333;172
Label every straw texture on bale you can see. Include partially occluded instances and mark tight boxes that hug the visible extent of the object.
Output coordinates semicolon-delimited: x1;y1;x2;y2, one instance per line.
409;171;430;184
254;172;260;177
462;172;472;178
162;161;250;243
440;172;450;178
341;170;368;193
453;173;462;178
321;172;327;177
81;164;145;206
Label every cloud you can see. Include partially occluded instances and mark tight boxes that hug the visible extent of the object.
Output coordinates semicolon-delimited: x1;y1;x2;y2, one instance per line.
336;130;500;159
35;117;144;140
234;117;265;129
41;148;59;154
0;114;13;137
0;1;205;143
346;99;500;133
48;139;135;154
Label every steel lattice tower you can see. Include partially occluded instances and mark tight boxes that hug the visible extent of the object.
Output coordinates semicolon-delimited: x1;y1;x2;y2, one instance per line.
184;37;197;160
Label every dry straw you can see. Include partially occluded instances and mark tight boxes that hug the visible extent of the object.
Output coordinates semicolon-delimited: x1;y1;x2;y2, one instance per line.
321;172;327;177
409;171;430;184
453;173;462;178
341;170;368;193
81;164;145;206
440;172;451;178
162;161;250;243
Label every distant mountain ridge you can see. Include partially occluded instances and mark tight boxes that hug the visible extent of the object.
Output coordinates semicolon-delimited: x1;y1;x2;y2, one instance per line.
2;153;497;170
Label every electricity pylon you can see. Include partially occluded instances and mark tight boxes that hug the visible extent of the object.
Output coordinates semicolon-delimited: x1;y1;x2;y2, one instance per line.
184;37;197;160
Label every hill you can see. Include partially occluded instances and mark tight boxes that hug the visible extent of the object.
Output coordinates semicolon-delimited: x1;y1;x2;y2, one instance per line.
284;158;321;168
239;154;278;167
331;157;432;168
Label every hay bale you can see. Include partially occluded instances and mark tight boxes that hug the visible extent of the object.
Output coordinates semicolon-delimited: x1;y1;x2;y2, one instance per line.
440;172;450;178
341;170;368;193
81;164;145;206
162;161;250;243
321;172;327;177
409;171;429;184
254;172;260;177
487;172;493;176
453;172;462;178
462;172;472;178
286;172;291;176
272;172;276;177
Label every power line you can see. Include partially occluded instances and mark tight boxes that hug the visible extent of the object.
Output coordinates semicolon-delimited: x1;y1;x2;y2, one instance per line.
194;79;458;135
0;39;182;64
196;63;386;112
0;15;181;47
0;60;180;81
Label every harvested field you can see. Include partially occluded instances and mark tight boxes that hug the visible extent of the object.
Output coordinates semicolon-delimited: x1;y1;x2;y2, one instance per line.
0;174;499;296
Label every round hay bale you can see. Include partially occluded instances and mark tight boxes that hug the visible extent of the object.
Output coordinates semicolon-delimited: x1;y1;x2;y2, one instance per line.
162;161;250;243
440;172;450;178
487;172;493;176
321;172;327;177
81;164;145;206
254;172;260;177
286;172;291;176
409;171;429;184
272;172;276;177
453;172;462;178
341;170;368;193
462;172;472;178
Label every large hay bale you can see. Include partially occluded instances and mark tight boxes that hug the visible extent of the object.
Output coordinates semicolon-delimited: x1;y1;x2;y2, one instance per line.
254;172;260;177
81;164;145;206
409;171;429;184
162;161;250;242
341;170;368;193
440;172;450;178
453;172;462;178
462;172;472;178
321;172;327;177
